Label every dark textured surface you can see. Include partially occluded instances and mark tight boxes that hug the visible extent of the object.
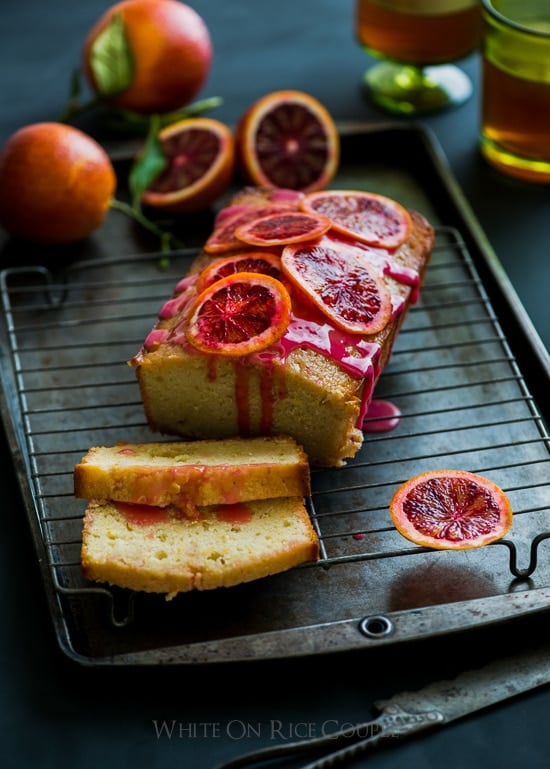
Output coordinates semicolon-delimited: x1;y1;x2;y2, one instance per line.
1;2;549;768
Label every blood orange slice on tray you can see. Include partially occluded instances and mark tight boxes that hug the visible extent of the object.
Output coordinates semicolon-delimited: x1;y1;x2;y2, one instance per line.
235;211;332;247
204;204;296;254
140;117;235;213
300;189;412;249
390;469;513;550
195;252;283;293
236;89;340;192
281;239;392;335
185;272;291;356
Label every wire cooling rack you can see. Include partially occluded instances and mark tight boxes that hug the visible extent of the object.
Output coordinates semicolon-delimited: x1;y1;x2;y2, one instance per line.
0;224;549;665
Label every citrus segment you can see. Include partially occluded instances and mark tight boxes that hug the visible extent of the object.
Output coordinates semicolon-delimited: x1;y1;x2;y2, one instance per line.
140;117;235;213
281;239;392;335
236;90;340;192
300;190;412;249
204;203;295;254
185;273;291;356
235;211;332;247
195;252;283;293
389;469;513;550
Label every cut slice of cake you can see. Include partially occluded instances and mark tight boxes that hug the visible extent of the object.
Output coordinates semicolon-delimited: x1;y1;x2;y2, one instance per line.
129;186;435;467
81;496;320;598
74;436;311;514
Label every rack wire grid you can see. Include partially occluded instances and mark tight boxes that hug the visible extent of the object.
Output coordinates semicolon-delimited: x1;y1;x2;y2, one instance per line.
1;224;549;662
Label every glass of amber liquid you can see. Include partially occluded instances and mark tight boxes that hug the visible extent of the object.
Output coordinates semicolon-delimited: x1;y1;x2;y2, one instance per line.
481;0;550;182
356;0;481;114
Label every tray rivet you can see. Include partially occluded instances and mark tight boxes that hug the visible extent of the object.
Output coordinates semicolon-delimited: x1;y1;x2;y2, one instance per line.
359;614;395;639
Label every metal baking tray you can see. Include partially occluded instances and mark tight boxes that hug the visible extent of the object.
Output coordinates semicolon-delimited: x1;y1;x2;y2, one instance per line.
0;123;548;666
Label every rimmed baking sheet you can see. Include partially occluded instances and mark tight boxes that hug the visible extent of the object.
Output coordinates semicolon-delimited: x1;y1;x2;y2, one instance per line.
0;123;548;665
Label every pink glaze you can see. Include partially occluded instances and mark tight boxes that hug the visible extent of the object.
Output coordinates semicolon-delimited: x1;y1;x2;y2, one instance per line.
117;447;137;455
115;501;172;526
362;399;402;433
214;503;252;524
270;188;305;204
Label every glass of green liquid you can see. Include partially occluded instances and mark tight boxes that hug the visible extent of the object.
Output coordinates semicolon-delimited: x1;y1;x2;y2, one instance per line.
355;0;482;115
481;0;550;182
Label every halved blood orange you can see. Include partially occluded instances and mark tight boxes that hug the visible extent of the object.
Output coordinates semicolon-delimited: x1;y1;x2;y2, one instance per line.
300;190;412;249
235;211;332;247
185;272;291;356
390;469;513;550
235;90;340;192
195;252;283;293
281;239;392;335
204;203;295;254
140;117;235;213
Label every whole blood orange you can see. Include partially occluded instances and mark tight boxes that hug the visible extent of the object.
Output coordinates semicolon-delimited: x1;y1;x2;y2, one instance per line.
300;190;412;249
235;211;332;247
83;0;212;115
390;469;513;550
281;239;392;335
195;252;283;293
235;90;340;192
0;122;116;245
185;272;292;356
140;117;235;213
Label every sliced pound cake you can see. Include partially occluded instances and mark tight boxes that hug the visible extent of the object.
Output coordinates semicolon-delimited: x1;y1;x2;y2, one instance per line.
74;436;310;514
81;496;320;598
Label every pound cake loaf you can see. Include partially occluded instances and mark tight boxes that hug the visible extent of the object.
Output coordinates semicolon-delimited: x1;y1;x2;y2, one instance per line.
81;496;320;598
130;186;435;466
74;436;310;513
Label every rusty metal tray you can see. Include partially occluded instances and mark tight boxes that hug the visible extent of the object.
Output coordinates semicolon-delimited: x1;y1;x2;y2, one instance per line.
0;123;548;666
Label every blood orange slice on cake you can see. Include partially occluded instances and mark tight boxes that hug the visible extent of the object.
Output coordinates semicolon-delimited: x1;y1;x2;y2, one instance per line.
235;89;340;192
281;239;392;335
204;203;296;254
235;211;332;247
390;469;513;550
185;272;291;356
300;189;412;249
195;252;283;293
140;117;235;213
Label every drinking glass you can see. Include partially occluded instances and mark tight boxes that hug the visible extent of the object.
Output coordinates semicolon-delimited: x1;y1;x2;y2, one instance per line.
355;0;482;115
480;0;550;183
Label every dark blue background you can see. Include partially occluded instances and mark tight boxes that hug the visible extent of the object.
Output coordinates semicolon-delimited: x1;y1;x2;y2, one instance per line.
1;2;549;768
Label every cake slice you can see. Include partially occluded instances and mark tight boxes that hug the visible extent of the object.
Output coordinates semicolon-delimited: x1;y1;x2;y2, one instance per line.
129;186;435;467
81;496;320;598
74;436;311;514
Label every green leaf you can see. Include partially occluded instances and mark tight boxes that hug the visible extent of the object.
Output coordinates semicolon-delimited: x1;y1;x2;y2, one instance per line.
89;13;134;98
128;115;167;210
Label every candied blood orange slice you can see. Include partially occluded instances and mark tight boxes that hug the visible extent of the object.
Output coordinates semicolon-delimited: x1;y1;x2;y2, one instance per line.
235;89;340;192
195;252;283;293
281;239;392;335
140;117;235;213
300;190;412;249
185;272;291;356
390;469;513;550
235;211;332;247
204;203;295;254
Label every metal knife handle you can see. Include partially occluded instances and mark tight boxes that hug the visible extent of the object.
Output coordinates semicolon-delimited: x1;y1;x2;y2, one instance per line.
211;706;444;769
297;706;445;769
